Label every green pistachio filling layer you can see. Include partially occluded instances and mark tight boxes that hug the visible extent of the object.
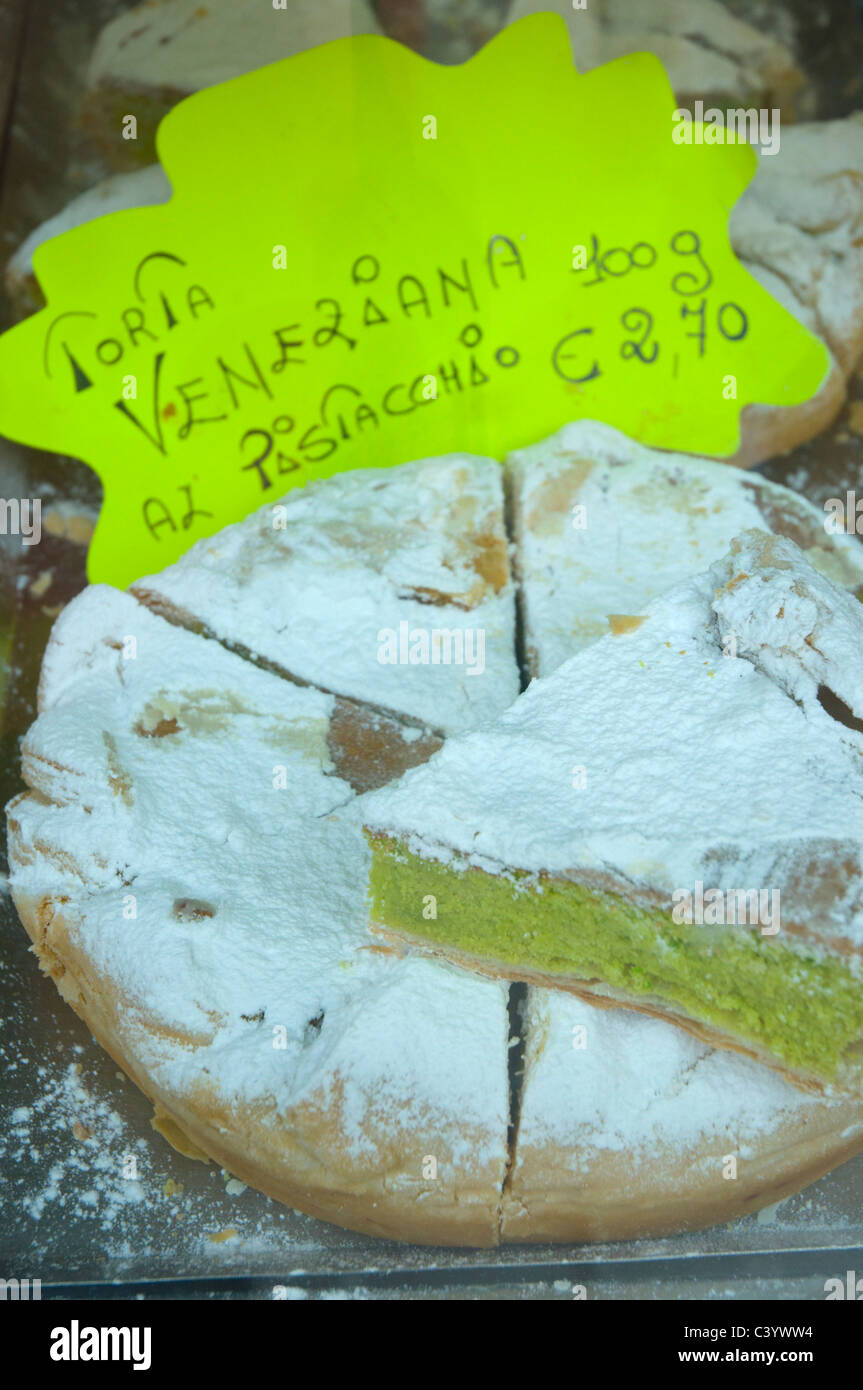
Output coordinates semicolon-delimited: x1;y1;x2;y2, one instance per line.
366;833;863;1081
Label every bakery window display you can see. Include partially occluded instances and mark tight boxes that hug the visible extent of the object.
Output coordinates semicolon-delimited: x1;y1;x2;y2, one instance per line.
5;0;863;1271
9;445;863;1245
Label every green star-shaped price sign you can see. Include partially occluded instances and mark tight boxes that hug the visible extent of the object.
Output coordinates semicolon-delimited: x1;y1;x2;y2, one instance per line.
0;14;829;586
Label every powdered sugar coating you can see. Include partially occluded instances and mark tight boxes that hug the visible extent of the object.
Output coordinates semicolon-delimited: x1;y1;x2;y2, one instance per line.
712;529;863;721
11;585;510;1167
515;989;859;1158
506;419;863;678
134;457;519;735
363;531;863;945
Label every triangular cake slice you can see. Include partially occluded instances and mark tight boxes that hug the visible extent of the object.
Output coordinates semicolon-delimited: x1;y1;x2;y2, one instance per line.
133;457;519;736
32;584;442;799
8;584;510;1246
363;529;863;1093
503;988;863;1242
505;419;863;679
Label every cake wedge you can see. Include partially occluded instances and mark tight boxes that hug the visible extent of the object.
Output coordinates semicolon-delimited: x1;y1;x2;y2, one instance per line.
133;457;518;737
505;419;863;679
7;583;511;1245
363;529;863;1094
502;987;863;1241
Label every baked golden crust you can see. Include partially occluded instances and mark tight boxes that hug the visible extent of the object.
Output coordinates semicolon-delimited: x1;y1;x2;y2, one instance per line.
502;1107;863;1243
365;932;863;1242
12;882;505;1248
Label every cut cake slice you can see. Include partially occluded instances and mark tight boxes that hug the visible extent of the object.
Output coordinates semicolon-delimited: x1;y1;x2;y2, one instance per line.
133;457;519;736
32;583;442;799
363;529;863;1093
502;988;863;1241
506;419;863;679
8;584;510;1246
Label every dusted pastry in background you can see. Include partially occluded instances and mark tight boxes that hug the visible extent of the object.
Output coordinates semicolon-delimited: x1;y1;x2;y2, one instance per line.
81;0;383;168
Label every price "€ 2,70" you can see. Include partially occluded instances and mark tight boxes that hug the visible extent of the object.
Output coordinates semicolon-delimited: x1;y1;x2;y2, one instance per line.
555;228;748;383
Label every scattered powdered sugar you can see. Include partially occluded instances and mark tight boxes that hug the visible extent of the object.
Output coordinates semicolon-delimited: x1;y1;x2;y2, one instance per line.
0;1016;358;1278
4;1056;148;1230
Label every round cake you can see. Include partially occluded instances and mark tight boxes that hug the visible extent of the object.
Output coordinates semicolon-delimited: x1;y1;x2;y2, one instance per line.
10;425;863;1247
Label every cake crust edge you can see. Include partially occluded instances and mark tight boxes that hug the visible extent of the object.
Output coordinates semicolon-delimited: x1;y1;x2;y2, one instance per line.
12;884;506;1249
